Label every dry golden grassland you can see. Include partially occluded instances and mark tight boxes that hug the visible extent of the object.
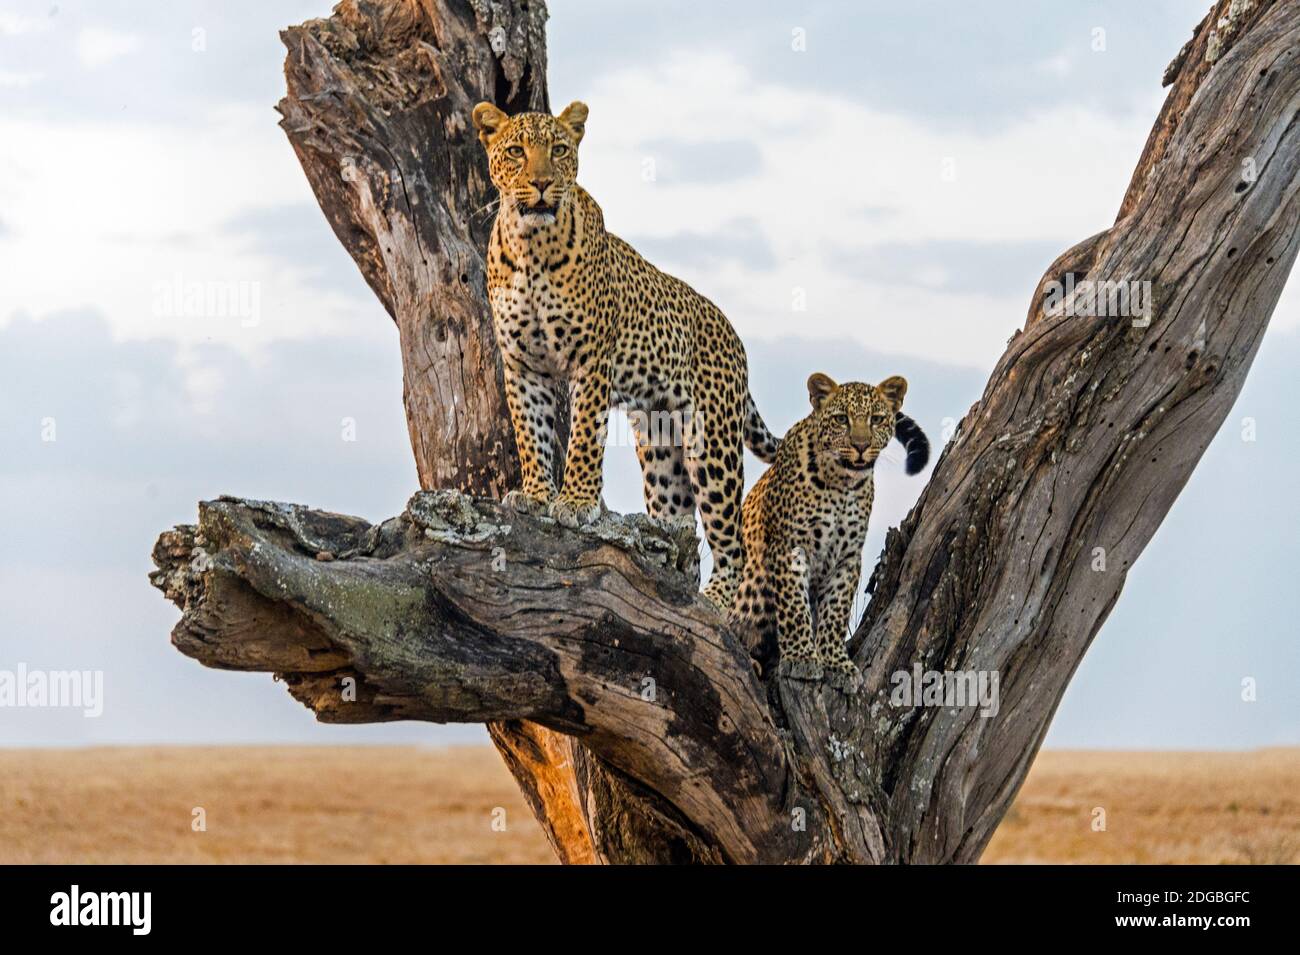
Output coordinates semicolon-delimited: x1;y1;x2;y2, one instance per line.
1;746;1294;864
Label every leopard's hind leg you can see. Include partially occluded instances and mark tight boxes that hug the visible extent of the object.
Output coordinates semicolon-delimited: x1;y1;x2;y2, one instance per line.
688;395;747;610
632;411;696;521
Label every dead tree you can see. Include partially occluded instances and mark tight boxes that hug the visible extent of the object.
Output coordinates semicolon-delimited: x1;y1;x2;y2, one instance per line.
150;0;1300;863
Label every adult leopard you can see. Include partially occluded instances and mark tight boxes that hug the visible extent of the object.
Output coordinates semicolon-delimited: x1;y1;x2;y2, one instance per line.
472;100;778;608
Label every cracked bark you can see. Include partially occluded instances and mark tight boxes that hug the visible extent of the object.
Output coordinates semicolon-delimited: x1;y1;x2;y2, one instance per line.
152;0;1300;862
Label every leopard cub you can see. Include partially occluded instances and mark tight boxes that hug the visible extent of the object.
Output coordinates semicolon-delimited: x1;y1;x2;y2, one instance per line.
729;373;930;687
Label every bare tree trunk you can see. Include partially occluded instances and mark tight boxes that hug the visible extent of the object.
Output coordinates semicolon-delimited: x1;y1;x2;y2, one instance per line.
151;0;1300;863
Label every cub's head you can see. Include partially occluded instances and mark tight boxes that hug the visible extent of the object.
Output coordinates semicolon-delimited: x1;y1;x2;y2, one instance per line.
807;373;908;476
472;101;588;224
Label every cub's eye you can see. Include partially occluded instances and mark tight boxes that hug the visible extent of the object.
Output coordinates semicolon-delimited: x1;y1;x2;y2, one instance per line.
552;143;569;157
506;145;525;158
871;414;887;426
832;413;849;426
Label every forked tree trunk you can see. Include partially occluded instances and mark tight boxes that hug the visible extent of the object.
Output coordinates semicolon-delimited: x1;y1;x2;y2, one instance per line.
151;0;1300;863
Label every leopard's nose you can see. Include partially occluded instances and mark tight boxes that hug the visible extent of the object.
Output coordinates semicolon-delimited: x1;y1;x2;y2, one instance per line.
531;178;552;193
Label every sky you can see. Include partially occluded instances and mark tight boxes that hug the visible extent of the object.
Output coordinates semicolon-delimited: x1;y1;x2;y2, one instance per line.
0;0;1295;750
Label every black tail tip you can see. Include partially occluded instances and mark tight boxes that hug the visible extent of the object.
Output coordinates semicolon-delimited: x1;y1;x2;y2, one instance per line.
905;443;930;476
894;412;931;476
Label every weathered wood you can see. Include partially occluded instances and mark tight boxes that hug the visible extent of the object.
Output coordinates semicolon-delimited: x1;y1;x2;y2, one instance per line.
151;0;1300;862
150;493;836;863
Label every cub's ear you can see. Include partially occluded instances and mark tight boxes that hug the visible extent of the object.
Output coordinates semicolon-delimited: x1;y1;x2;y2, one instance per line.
558;101;589;144
878;375;908;411
807;372;838;410
472;102;510;147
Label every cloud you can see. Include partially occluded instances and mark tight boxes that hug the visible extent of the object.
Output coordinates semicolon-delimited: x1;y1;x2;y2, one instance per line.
628;218;778;272
0;11;53;37
75;27;142;69
0;70;42;88
6;2;1291;374
561;46;1300;370
637;137;764;184
218;203;375;300
549;0;1207;129
0;16;1173;367
1034;52;1075;78
0;108;381;350
829;238;1065;295
563;51;1169;367
0;2;326;125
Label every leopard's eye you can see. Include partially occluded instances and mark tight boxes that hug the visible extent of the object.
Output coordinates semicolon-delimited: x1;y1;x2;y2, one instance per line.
872;414;887;426
832;413;849;426
552;143;569;157
506;145;525;159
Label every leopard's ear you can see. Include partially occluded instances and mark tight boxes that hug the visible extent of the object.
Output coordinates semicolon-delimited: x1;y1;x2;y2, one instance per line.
472;102;510;148
878;375;908;411
557;101;588;144
808;372;838;410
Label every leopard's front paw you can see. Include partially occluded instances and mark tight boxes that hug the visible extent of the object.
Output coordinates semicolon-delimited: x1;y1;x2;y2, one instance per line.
503;488;552;515
548;494;601;528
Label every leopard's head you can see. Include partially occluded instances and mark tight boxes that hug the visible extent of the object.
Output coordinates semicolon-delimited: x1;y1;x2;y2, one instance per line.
807;373;907;477
472;101;587;225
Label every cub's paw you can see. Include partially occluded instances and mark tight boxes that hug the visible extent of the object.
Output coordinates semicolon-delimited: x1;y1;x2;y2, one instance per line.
503;489;551;515
777;656;824;682
823;662;863;694
548;494;601;528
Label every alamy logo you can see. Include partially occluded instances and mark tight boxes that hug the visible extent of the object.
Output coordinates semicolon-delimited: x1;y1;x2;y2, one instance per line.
1042;272;1152;327
0;664;103;717
890;664;1000;718
50;885;151;935
611;405;706;456
152;273;261;327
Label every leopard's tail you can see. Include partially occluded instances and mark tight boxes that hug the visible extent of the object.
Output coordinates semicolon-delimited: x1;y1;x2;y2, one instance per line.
743;393;780;464
894;412;931;475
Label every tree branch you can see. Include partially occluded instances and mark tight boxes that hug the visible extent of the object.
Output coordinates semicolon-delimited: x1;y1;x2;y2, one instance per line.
151;492;849;863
